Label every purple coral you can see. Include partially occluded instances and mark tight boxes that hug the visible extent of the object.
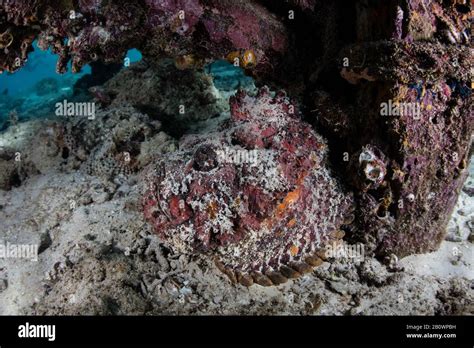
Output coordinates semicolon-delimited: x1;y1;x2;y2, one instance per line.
142;87;353;286
0;0;288;77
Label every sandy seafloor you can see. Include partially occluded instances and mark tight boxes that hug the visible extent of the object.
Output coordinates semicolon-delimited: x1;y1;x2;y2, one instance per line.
0;63;472;315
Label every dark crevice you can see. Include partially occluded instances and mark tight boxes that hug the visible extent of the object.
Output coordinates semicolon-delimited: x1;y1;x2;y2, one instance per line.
133;104;188;140
38;230;53;254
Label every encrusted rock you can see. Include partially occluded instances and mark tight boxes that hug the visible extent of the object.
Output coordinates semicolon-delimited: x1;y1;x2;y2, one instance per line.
0;0;288;77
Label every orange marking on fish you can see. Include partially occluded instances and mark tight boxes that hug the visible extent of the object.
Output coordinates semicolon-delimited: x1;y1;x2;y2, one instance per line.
276;187;301;218
287;218;297;227
289;245;299;257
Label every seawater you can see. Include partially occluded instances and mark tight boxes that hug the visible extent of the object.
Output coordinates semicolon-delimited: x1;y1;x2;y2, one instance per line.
0;44;250;132
0;43;142;131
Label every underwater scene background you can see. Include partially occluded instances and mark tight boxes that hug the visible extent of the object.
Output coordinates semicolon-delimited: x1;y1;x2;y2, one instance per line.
0;0;472;317
0;42;253;132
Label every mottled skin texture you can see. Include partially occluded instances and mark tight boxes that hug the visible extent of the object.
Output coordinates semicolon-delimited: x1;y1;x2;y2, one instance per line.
142;87;353;286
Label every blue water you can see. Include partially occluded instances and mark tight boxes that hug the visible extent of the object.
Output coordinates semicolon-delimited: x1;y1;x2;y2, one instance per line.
0;43;143;97
206;60;254;91
0;41;90;97
125;49;143;66
0;45;143;129
0;44;249;131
